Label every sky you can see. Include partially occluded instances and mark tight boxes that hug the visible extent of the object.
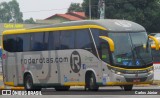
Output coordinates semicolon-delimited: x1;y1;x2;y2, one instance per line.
0;0;83;20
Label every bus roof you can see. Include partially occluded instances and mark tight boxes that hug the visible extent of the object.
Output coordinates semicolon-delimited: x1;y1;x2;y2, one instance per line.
3;19;145;35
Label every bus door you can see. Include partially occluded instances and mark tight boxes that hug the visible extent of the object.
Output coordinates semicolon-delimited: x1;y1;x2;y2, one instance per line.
99;38;113;84
99;36;115;84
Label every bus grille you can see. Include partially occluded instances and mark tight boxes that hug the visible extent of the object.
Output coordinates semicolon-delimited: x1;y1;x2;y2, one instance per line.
125;77;147;82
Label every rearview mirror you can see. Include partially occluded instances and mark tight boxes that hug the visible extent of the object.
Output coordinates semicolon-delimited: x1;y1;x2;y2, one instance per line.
148;35;159;50
99;36;115;52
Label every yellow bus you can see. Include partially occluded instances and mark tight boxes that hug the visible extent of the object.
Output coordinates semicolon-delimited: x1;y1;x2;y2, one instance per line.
2;19;159;91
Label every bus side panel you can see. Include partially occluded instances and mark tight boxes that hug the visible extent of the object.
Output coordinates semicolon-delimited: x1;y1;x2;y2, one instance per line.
21;51;59;86
101;62;112;85
79;49;102;84
57;49;103;86
17;49;104;87
2;51;8;84
16;52;24;85
43;50;59;84
17;52;39;86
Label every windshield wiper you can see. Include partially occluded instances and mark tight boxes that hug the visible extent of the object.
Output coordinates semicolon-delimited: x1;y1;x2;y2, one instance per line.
133;45;146;66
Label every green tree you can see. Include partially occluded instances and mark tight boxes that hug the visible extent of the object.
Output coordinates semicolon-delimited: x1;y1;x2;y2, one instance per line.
0;2;11;23
0;0;23;23
82;0;99;19
24;18;35;24
82;0;160;32
8;0;23;23
67;3;83;12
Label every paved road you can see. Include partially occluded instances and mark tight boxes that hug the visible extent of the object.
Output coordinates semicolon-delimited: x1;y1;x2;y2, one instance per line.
0;86;160;98
0;95;160;98
41;86;160;95
1;86;160;94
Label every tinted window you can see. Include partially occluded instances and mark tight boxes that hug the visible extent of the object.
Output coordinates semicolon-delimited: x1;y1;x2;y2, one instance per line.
3;36;8;51
17;34;31;52
48;31;60;50
75;29;97;56
44;32;49;50
91;29;111;61
61;30;75;49
31;32;44;51
76;29;91;49
3;35;17;52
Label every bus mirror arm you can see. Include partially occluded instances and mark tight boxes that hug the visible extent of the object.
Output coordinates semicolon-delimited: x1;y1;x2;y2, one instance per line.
99;36;115;52
148;35;159;50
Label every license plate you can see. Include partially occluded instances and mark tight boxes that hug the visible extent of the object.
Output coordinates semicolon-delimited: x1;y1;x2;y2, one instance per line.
133;79;140;82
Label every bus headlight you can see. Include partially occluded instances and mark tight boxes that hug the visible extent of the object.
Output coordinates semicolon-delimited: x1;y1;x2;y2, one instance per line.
116;71;122;75
149;70;154;74
111;69;122;75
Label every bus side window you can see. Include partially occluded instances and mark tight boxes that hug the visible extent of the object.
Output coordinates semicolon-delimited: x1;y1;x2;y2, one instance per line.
3;36;9;52
16;34;31;52
60;30;75;50
17;36;23;52
3;35;17;52
31;32;44;51
75;29;95;52
43;32;49;50
48;31;60;50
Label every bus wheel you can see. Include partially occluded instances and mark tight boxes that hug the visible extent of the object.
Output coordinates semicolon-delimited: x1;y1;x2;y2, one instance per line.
55;86;70;91
87;73;99;91
24;74;41;91
123;85;133;91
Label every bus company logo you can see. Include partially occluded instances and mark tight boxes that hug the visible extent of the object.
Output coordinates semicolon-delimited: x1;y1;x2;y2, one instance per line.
70;51;81;73
115;20;132;28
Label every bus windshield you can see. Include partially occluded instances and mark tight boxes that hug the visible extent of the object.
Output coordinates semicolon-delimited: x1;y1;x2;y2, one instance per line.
108;32;152;68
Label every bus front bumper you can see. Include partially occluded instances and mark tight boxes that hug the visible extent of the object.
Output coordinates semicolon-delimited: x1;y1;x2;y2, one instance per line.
105;72;154;86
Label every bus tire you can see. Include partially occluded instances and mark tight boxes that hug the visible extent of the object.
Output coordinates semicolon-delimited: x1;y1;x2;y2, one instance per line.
24;74;41;91
55;86;70;91
123;85;133;91
87;72;99;91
